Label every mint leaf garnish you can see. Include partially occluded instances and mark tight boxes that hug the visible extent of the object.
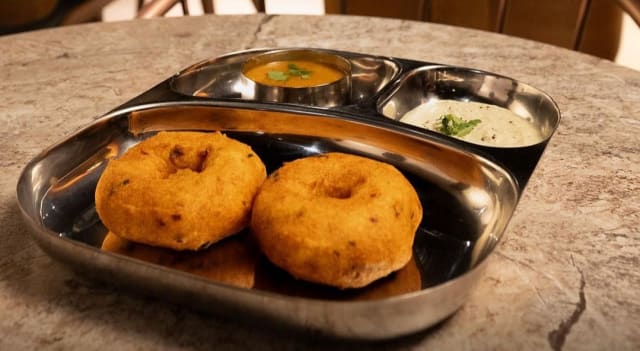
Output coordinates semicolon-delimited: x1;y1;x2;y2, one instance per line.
287;63;312;79
437;114;482;137
267;63;313;82
267;71;289;81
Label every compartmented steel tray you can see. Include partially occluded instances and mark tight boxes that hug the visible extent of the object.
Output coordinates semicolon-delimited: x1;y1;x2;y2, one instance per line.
16;48;560;340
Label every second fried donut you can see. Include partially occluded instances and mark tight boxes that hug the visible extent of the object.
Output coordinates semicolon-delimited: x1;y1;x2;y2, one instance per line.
250;152;422;289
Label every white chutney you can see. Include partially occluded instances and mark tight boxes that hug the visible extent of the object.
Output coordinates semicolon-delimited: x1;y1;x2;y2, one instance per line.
400;100;543;147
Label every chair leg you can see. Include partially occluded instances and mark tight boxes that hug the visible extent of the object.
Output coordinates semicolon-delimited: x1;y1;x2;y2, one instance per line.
61;0;114;25
618;0;640;26
253;0;265;12
495;0;508;32
573;0;592;50
136;0;181;18
202;0;214;14
180;0;189;15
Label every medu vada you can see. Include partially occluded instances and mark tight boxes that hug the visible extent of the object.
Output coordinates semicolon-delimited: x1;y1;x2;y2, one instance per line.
95;131;266;251
250;152;422;289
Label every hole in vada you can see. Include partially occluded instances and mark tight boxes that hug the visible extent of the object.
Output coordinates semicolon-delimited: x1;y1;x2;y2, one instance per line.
322;175;365;199
168;145;210;173
170;145;185;160
194;150;208;172
325;186;353;199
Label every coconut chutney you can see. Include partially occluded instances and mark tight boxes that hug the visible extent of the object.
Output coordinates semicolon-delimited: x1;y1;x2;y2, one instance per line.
400;100;543;147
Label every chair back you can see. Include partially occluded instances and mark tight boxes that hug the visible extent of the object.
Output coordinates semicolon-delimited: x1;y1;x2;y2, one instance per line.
325;0;638;60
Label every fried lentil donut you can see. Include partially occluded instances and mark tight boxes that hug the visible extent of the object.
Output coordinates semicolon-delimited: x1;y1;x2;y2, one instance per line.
95;131;266;251
250;152;422;289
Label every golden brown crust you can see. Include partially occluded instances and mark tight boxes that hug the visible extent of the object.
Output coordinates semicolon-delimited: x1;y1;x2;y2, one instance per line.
250;152;422;289
95;131;266;250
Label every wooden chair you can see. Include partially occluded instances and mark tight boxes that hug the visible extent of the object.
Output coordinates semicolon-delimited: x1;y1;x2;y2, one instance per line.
0;0;115;34
0;0;265;35
137;0;265;18
15;0;632;62
325;0;640;61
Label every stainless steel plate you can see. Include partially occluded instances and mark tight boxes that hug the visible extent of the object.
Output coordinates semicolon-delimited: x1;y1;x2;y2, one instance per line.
16;48;560;340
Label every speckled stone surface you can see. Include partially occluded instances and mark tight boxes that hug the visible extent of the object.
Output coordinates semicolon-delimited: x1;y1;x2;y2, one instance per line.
1;14;639;350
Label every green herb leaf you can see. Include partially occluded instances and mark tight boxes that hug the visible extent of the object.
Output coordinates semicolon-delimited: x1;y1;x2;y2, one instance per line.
267;64;313;82
287;63;312;78
437;114;482;137
267;71;289;81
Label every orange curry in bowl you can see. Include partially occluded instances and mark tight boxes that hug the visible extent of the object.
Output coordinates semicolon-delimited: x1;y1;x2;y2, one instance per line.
244;60;344;88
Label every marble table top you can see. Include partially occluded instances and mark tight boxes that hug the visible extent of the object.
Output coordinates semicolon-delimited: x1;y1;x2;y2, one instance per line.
1;14;638;350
